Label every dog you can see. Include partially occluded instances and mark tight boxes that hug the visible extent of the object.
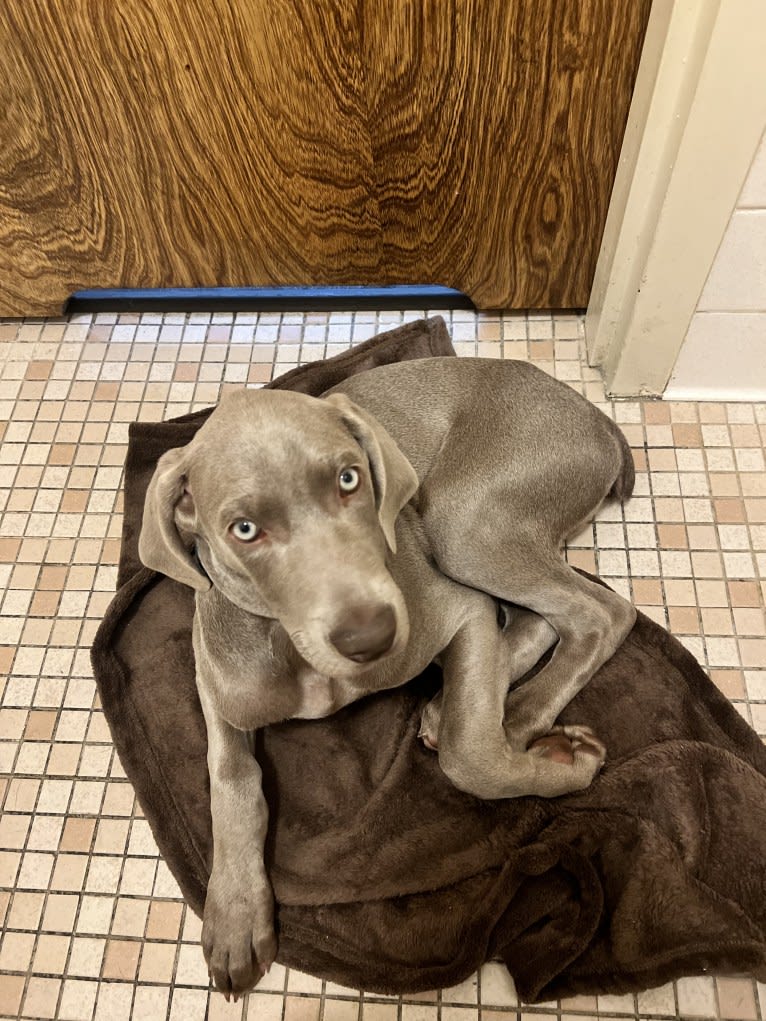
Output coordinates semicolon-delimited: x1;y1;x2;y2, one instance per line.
139;355;636;998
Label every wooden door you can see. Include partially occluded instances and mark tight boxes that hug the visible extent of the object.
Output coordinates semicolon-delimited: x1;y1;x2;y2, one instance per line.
0;1;651;316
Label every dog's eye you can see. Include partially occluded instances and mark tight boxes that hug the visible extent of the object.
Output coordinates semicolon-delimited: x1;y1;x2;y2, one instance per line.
339;467;360;494
230;520;261;543
497;602;512;631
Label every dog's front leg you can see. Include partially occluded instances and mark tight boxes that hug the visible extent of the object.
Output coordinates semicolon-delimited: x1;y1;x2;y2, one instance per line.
197;684;276;1000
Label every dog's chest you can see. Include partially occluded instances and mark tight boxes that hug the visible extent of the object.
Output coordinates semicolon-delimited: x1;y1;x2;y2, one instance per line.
292;666;357;719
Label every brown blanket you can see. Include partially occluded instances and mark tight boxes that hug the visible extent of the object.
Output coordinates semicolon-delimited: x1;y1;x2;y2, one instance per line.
91;317;766;1002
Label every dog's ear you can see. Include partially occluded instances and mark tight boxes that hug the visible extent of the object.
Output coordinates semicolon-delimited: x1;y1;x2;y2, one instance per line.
325;393;418;553
138;447;211;591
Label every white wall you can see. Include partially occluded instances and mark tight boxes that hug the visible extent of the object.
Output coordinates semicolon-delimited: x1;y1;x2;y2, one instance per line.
665;129;766;400
585;0;766;398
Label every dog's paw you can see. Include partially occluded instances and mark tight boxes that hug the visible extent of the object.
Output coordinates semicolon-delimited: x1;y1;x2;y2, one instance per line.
526;724;606;793
417;692;442;751
527;724;606;771
202;876;277;1001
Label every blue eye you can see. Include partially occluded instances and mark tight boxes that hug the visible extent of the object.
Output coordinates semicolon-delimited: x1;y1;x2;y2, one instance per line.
339;467;360;493
230;520;261;542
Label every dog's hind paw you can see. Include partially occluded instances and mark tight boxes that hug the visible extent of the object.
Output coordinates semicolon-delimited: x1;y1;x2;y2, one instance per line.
417;691;442;751
527;724;606;769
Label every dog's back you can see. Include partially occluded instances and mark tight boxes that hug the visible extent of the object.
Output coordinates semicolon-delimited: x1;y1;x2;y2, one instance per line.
329;357;634;543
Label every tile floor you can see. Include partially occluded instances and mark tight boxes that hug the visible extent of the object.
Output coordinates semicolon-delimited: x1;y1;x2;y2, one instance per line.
0;308;765;1021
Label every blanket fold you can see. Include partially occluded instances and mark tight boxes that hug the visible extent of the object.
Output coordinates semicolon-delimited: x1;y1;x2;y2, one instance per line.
91;316;766;1001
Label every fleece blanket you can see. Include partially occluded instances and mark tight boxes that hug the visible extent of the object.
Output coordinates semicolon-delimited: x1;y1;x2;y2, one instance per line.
91;316;766;1001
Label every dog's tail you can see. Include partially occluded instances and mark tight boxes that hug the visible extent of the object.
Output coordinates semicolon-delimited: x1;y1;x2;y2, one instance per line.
609;424;635;503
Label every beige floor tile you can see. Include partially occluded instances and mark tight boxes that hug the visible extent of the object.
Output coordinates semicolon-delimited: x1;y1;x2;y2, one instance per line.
32;932;71;974
145;898;183;940
0;928;36;971
138;940;178;983
132;985;171;1021
101;937;141;980
66;935;105;978
22;975;62;1019
676;975;718;1016
57;977;98;1021
246;991;284;1020
92;981;134;1021
440;1009;480;1021
287;969;324;994
320;1003;360;1021
401;1006;438;1021
284;995;322;1021
716;977;758;1019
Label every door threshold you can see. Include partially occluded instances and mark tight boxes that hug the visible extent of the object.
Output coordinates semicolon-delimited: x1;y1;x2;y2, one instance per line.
66;285;475;313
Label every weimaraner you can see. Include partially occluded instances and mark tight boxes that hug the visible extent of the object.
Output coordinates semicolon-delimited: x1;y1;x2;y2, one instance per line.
139;356;636;998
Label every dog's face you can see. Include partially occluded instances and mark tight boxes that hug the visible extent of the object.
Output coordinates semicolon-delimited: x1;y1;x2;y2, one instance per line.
139;389;418;679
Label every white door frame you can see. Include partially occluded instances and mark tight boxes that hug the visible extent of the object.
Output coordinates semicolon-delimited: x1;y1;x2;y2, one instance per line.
585;0;766;397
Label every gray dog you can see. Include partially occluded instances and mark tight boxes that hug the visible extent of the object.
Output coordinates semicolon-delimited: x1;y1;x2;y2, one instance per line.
139;356;636;998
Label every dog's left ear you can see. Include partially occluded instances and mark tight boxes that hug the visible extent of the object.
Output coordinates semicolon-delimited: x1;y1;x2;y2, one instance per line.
325;393;418;553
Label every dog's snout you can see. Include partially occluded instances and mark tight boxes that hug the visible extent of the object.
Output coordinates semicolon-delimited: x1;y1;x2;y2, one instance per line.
329;604;397;663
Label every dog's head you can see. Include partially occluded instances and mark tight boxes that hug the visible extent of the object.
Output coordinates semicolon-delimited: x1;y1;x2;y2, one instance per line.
138;388;418;678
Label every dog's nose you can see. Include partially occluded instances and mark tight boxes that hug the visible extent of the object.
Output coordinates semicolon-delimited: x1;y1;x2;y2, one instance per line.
329;605;397;663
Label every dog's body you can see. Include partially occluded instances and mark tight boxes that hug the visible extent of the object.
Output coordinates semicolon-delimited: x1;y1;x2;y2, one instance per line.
139;356;636;998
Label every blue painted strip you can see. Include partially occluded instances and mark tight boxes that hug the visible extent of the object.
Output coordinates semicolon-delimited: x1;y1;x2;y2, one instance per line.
71;285;465;301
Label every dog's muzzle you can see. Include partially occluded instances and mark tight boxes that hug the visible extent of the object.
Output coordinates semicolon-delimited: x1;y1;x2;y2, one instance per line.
329;604;397;663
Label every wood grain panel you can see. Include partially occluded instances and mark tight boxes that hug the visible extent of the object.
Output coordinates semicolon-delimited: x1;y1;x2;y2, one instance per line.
366;0;653;307
0;1;650;315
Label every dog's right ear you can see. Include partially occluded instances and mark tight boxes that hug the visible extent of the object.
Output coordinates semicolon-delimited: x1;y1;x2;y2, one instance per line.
324;393;418;553
138;447;211;592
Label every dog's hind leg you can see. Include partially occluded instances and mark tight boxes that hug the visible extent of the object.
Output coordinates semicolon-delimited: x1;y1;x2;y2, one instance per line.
418;605;557;750
470;549;635;752
434;616;607;799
